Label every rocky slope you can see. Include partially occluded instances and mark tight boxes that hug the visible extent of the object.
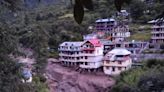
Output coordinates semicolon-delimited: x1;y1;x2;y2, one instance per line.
46;60;115;92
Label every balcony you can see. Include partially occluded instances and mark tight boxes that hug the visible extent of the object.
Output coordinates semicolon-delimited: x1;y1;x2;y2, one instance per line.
151;37;164;39
103;59;131;67
152;25;164;28
103;57;130;62
59;53;82;57
58;48;81;51
151;31;164;34
59;58;78;62
83;48;95;51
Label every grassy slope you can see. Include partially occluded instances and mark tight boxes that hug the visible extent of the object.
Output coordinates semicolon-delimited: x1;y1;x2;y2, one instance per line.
128;24;151;41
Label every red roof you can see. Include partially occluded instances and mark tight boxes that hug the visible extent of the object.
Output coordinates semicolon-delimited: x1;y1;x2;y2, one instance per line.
88;39;102;47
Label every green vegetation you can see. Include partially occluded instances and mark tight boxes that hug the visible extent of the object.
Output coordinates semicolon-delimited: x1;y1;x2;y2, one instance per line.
112;59;164;92
128;24;151;41
0;0;164;92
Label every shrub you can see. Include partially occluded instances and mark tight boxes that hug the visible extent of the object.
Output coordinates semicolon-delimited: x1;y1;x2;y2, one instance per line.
145;59;164;68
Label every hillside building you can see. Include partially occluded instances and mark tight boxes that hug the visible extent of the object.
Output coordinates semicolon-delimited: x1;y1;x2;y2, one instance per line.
148;19;164;44
94;18;130;42
95;18;117;32
58;39;104;69
79;39;103;69
106;25;130;42
103;48;132;75
58;41;84;66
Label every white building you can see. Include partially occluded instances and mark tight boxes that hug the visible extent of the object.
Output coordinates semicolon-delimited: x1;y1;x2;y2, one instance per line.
58;41;84;66
107;25;130;42
148;18;164;43
79;39;104;69
103;48;132;75
58;39;104;69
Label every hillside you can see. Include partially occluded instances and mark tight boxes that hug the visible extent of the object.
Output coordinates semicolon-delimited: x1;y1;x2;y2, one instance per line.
0;0;164;92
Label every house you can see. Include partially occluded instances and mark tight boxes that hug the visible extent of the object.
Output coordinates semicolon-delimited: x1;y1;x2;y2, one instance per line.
58;41;84;66
103;48;132;75
148;18;164;44
79;39;104;69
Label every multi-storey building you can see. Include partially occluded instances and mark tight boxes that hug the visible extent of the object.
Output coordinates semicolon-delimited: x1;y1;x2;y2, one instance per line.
95;18;117;31
79;39;103;69
103;48;132;75
94;18;130;42
107;25;130;41
58;39;104;69
58;41;84;66
148;19;164;43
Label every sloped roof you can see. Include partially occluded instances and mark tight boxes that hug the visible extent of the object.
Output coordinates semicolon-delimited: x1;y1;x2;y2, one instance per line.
108;48;131;55
84;39;102;47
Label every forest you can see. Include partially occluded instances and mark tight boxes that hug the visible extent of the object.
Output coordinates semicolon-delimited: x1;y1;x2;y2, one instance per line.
0;0;164;92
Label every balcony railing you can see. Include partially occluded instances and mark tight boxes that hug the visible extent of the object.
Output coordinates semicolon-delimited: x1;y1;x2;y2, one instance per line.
151;37;164;39
152;25;164;28
83;48;95;51
151;31;164;34
103;57;130;61
58;48;81;51
59;53;82;56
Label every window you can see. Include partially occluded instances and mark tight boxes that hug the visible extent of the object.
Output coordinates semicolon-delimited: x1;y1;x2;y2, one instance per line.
116;44;121;47
85;62;88;65
118;67;122;70
112;67;115;71
85;56;88;59
106;66;109;69
118;61;122;64
77;57;79;60
106;61;110;64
